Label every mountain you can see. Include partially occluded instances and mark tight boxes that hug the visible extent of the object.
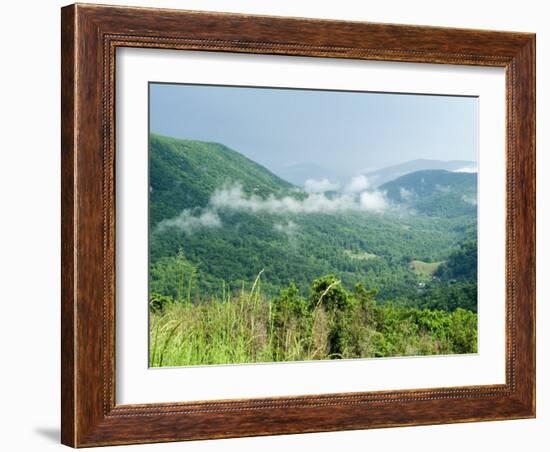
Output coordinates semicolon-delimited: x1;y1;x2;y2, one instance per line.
263;159;477;191
149;135;476;307
150;134;293;226
366;159;476;187
380;169;477;217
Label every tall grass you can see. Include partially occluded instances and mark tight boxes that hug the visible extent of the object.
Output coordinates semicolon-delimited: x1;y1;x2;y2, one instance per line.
149;274;477;367
150;271;271;366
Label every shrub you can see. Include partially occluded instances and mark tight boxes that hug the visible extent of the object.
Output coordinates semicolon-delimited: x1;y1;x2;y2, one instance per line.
271;283;312;361
149;292;174;313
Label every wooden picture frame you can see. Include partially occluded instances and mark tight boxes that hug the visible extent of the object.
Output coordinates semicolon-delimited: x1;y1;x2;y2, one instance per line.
61;3;535;447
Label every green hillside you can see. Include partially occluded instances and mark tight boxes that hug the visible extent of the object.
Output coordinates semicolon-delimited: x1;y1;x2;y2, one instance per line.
150;133;293;226
381;169;477;217
149;135;477;311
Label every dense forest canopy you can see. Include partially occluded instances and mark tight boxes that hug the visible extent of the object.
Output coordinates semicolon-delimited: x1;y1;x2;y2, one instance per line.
149;134;477;310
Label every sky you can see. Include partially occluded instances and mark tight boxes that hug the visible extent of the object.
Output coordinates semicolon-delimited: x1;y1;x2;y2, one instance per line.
149;83;478;178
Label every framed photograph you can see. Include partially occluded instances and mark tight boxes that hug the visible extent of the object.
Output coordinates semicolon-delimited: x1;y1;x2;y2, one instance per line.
61;3;535;447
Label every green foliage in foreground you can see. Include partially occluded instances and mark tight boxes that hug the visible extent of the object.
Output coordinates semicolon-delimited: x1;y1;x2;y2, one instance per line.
149;275;477;367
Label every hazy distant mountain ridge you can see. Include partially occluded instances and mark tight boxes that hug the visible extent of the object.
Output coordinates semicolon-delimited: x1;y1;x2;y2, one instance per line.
366;159;477;187
273;158;477;191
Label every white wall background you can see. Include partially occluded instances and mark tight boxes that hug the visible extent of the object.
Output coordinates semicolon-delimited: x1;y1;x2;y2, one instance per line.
0;1;545;450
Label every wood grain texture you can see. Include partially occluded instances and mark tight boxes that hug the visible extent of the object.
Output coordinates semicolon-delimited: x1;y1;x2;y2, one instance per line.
61;5;76;447
60;3;536;447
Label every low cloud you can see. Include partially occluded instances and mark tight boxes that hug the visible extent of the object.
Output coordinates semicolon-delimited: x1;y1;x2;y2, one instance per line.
461;194;477;206
358;191;388;211
344;175;370;193
158;178;390;234
157;209;221;233
211;184;388;215
453;167;478;173
304;178;340;193
399;187;414;201
274;220;299;237
435;184;451;193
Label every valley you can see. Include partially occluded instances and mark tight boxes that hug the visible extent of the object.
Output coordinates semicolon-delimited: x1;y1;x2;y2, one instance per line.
148;133;478;365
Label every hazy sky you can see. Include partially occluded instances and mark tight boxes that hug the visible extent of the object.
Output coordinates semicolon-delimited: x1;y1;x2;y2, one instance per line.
149;83;478;176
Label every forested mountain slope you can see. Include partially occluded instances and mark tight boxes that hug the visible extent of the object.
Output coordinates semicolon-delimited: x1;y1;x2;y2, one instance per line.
149;134;477;311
